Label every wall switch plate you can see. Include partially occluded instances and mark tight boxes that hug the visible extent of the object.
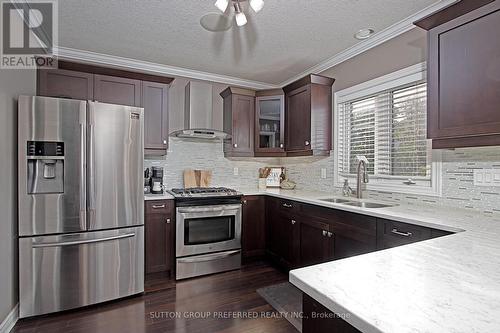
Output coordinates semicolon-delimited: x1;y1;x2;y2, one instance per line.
233;167;239;176
321;168;327;179
474;169;500;187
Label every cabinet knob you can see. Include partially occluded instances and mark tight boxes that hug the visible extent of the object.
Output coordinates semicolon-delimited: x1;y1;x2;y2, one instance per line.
327;232;333;238
243;199;247;204
166;218;171;224
322;230;327;237
291;219;296;225
305;140;310;146
279;143;284;149
163;139;167;145
233;143;238;148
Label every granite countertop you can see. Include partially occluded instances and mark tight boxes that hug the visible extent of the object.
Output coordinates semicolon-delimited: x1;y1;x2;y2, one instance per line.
144;192;175;200
238;188;500;333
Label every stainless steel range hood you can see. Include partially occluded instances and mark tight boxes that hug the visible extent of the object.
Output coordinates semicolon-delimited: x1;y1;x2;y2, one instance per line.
170;81;230;140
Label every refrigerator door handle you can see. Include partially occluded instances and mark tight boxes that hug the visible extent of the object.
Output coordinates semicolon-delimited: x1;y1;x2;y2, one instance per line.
87;104;96;229
79;122;86;230
32;233;135;248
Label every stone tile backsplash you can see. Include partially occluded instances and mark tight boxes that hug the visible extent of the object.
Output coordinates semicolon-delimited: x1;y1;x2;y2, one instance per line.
146;138;500;214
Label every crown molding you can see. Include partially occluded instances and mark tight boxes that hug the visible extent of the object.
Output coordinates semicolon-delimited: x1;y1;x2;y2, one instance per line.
277;0;458;87
55;47;279;90
56;0;457;90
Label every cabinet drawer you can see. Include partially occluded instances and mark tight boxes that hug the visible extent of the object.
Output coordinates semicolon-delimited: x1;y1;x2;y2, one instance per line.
145;200;174;215
278;198;301;214
377;219;432;250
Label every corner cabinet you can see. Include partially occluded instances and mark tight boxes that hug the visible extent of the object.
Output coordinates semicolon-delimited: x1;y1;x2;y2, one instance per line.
37;63;173;155
221;87;256;157
283;74;335;156
415;1;500;148
255;89;286;157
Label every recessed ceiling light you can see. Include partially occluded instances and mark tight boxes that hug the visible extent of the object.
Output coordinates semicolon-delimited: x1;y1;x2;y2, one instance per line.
354;28;375;40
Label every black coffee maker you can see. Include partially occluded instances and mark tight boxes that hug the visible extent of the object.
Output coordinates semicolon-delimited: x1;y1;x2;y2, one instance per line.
150;167;164;194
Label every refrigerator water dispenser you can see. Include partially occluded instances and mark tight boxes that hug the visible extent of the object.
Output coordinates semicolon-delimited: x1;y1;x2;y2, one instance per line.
26;141;64;194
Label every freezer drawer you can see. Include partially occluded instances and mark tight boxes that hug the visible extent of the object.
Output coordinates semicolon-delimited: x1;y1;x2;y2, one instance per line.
19;226;144;318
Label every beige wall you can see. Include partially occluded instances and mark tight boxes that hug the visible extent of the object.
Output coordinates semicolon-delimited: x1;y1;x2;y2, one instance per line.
0;69;36;323
320;28;427;91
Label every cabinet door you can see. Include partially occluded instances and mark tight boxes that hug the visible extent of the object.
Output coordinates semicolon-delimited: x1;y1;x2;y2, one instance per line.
37;69;93;100
299;219;333;267
255;95;285;154
145;200;174;275
242;196;266;259
94;74;141;107
232;94;255;154
286;85;311;152
428;3;500;142
142;81;169;152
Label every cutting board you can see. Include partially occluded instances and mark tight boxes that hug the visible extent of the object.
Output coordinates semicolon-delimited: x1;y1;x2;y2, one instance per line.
184;169;212;188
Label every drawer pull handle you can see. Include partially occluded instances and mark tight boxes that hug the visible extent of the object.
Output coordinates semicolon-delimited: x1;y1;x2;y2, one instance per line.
391;228;413;237
282;203;293;208
152;204;165;209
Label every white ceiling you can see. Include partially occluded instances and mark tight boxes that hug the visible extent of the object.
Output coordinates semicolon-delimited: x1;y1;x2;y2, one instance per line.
58;0;443;86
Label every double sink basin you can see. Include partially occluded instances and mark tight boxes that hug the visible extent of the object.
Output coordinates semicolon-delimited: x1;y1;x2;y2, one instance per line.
319;198;397;209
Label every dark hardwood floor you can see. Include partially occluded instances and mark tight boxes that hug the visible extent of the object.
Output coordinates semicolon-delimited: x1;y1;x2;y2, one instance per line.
13;261;298;333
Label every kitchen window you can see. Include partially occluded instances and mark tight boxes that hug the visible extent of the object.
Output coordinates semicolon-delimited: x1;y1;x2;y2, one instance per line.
334;63;442;196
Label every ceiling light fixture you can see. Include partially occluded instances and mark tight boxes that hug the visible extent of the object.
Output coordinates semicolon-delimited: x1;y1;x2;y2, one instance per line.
214;0;229;12
233;1;248;26
354;28;375;40
213;0;264;28
249;0;264;13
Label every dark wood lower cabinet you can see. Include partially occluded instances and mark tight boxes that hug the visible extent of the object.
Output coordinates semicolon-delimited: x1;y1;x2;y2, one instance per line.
303;294;361;333
242;196;266;260
299;218;333;267
145;200;175;276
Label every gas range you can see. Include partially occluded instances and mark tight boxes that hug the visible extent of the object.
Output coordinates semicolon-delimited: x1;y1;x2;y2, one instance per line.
168;187;242;206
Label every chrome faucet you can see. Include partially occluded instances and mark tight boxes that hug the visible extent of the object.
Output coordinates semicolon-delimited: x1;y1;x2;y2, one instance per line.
356;156;369;199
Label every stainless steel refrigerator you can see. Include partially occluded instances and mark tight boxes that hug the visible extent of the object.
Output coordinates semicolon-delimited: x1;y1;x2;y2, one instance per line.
18;95;144;318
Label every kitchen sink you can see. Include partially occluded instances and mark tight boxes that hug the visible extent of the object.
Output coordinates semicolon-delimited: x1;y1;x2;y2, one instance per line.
343;201;396;209
319;198;352;204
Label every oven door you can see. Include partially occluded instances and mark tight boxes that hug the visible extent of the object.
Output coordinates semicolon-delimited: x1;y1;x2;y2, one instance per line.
176;204;241;257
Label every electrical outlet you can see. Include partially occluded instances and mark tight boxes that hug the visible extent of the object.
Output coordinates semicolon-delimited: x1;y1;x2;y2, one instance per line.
474;169;500;187
233;167;239;176
321;168;327;179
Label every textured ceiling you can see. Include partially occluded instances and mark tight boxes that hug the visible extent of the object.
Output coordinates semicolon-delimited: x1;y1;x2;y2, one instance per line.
58;0;440;85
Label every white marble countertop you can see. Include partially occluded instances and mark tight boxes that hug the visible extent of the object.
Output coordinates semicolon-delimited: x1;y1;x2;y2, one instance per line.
238;188;500;333
144;193;174;201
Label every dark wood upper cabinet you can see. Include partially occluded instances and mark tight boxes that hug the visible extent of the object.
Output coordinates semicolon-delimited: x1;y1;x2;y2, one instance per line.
37;68;93;100
145;200;174;275
416;1;500;148
283;74;335;156
37;62;173;156
94;74;142;107
242;196;266;259
255;89;286;157
221;87;255;157
142;81;169;154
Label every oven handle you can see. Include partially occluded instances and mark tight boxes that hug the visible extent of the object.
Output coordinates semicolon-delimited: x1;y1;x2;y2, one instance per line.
177;250;241;263
177;205;241;214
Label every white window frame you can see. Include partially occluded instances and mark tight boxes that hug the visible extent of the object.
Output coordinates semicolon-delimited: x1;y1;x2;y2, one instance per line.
333;63;442;197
